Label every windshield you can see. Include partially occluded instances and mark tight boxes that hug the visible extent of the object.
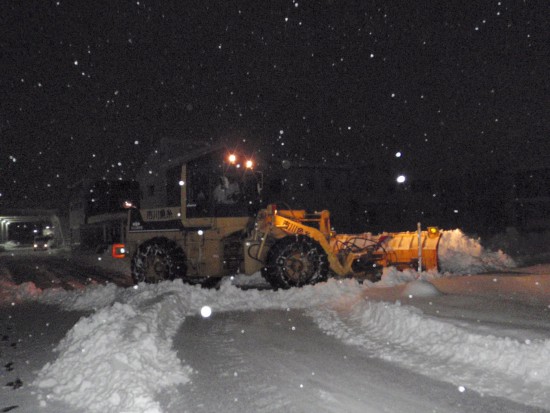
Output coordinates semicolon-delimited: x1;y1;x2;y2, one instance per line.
186;150;261;218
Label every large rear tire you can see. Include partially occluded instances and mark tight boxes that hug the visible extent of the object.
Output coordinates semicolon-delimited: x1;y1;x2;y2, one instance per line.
131;237;187;284
262;235;329;289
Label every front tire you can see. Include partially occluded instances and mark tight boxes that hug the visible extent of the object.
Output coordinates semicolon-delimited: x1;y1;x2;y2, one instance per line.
262;235;329;289
131;237;187;283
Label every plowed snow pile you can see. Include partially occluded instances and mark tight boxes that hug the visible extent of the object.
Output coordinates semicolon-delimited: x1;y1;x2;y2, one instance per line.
34;272;550;412
33;280;365;413
438;229;516;273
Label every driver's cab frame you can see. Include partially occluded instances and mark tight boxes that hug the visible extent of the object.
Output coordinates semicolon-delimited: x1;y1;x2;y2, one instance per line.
181;147;263;229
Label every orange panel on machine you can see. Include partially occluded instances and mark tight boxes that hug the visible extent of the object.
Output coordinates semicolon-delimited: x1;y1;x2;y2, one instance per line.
385;231;441;271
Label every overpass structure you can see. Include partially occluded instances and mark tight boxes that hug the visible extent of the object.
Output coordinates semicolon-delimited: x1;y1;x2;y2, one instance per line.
0;208;65;245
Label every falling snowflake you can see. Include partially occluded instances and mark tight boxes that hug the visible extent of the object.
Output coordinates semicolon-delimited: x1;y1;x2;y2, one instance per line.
200;306;212;318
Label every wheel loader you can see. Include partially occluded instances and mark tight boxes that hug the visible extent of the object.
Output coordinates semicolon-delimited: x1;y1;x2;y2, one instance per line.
113;144;441;288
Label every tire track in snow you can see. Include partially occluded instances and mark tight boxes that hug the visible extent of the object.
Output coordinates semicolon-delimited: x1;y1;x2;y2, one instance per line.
171;310;294;413
309;299;550;410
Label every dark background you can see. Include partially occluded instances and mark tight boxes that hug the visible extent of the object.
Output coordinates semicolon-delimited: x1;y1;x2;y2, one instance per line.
1;1;549;216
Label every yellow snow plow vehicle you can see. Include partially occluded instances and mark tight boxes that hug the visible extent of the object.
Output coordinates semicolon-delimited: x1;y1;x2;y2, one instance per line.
250;205;441;288
114;144;441;288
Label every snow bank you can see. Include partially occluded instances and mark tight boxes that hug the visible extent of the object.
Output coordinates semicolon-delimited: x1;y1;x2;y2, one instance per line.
0;240;21;251
40;282;120;311
33;279;365;413
438;229;516;274
0;278;44;303
310;298;550;409
0;267;45;304
35;290;192;413
401;279;440;297
33;274;550;412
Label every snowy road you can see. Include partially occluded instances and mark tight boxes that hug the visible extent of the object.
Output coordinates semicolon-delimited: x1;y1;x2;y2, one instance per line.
1;237;550;413
3;301;546;413
168;309;543;413
0;248;133;290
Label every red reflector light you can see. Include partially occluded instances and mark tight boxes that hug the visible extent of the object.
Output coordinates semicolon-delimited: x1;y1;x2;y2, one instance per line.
112;243;127;259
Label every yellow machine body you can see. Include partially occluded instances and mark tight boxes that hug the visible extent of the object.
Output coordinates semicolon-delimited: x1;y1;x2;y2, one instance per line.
116;144;441;287
246;205;441;280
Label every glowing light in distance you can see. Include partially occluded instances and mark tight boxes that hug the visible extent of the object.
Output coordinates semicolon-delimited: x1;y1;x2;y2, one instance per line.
396;175;406;183
395;152;402;158
245;159;253;169
228;154;237;164
197;230;204;236
201;306;212;318
178;180;185;186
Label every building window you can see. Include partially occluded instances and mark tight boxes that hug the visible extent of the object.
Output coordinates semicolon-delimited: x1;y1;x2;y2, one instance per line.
166;166;182;206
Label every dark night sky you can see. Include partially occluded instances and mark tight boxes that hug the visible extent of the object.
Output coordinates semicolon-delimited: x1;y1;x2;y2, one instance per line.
1;1;549;210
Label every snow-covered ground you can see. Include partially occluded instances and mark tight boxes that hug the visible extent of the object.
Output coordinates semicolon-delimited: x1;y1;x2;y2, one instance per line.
1;230;550;413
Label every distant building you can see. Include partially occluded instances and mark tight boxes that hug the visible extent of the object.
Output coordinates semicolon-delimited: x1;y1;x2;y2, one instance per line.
68;179;139;249
348;164;550;235
72;138;550;248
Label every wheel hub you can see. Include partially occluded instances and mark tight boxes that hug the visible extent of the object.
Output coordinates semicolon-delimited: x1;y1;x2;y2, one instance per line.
284;253;313;283
144;255;169;282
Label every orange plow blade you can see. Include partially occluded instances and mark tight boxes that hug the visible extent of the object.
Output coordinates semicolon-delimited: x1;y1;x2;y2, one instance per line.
330;228;442;276
383;230;441;271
